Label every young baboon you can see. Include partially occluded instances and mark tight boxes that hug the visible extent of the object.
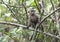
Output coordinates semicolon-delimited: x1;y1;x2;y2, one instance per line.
27;7;40;28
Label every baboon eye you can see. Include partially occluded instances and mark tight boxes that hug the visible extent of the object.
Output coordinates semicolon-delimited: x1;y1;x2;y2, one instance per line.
31;10;34;12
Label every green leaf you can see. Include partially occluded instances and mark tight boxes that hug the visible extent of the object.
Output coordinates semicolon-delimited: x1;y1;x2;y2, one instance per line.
26;0;34;6
5;17;11;21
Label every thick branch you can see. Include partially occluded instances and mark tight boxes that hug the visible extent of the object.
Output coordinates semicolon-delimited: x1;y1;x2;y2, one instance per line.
0;21;60;39
0;21;26;27
40;7;60;24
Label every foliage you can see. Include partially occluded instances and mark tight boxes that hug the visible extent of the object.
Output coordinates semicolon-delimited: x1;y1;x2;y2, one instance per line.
0;0;60;42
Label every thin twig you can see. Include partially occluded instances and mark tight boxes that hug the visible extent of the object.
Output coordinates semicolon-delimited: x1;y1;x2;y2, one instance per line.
34;0;41;14
22;0;27;14
50;0;55;10
7;5;22;8
22;0;28;25
1;0;21;23
50;0;56;21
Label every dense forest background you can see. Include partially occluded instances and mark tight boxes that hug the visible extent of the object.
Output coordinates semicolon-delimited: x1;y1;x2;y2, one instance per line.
0;0;60;42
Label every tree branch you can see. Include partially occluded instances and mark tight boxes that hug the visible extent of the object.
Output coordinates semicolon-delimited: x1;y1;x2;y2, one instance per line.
50;0;55;10
34;0;41;14
0;21;26;27
0;21;60;39
40;7;60;25
1;0;21;23
22;0;28;24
